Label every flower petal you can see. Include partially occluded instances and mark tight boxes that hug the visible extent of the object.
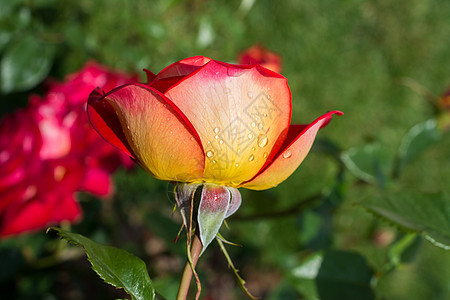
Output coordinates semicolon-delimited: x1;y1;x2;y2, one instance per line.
88;84;205;182
165;60;291;186
88;87;134;157
240;111;343;190
153;56;211;81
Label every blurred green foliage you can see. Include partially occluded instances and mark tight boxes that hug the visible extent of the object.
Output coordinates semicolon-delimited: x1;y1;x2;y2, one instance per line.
1;0;449;299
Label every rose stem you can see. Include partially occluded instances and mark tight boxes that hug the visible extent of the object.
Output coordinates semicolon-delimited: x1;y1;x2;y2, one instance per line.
176;233;203;300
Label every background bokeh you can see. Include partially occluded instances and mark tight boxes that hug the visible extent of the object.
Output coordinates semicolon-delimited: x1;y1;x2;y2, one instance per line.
1;0;449;299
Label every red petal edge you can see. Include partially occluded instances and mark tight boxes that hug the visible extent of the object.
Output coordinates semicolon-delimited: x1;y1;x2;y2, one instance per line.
245;110;343;183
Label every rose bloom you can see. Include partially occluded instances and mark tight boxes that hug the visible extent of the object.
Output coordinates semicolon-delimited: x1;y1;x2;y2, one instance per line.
238;44;282;73
89;56;341;190
88;56;341;250
0;63;135;237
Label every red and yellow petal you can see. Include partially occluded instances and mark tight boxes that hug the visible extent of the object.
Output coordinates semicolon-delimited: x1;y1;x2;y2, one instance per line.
164;60;291;186
153;56;211;82
88;84;205;182
240;111;343;190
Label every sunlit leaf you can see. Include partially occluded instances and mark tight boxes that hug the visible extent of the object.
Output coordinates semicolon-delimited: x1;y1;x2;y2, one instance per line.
290;251;375;300
359;190;450;250
341;143;392;186
1;34;55;94
49;228;155;300
395;119;442;176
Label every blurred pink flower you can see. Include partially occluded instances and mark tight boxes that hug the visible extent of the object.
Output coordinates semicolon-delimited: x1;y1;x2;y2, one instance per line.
0;62;136;237
238;44;282;73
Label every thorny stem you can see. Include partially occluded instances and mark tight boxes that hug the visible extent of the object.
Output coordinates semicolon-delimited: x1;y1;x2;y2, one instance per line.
176;234;203;300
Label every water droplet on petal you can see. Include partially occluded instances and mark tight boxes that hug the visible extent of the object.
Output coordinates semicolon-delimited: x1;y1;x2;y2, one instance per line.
283;150;292;159
263;113;268;117
206;151;214;157
214;127;220;133
267;94;271;99
257;134;268;148
251;122;256;128
251;147;256;151
227;68;244;77
247;91;253;98
258;123;263;130
248;154;255;162
247;133;253;139
235;163;239;167
215;135;219;139
263;152;268;158
212;160;217;164
219;140;224;144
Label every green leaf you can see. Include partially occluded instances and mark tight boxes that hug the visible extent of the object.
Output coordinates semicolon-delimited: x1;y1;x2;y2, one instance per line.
395;119;442;176
341;143;392;186
290;251;375;300
359;190;450;250
316;251;375;300
1;34;55;94
49;228;155;300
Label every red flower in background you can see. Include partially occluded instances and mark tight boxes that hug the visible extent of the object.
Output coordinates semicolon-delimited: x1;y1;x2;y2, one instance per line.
238;44;282;73
0;62;136;237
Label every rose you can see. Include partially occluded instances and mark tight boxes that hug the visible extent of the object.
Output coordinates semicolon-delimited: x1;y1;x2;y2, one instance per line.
89;56;341;190
238;44;283;73
88;56;342;297
0;63;136;237
88;56;342;252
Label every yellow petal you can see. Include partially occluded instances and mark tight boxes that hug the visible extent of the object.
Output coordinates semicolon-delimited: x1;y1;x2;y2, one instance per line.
240;111;343;190
164;61;291;186
102;84;205;182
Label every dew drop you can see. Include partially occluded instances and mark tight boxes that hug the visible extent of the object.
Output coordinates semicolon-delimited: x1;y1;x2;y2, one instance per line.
251;147;256;151
247;133;253;139
247;91;253;98
258;123;263;130
207;140;211;144
212;160;217;164
263;113;268;117
263;152;268;158
283;150;292;159
206;151;214;157
257;134;268;148
251;122;256;128
215;135;219;139
219;140;224;144
248;154;255;162
235;163;239;167
237;148;241;153
214;127;220;133
267;94;271;99
227;68;244;77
